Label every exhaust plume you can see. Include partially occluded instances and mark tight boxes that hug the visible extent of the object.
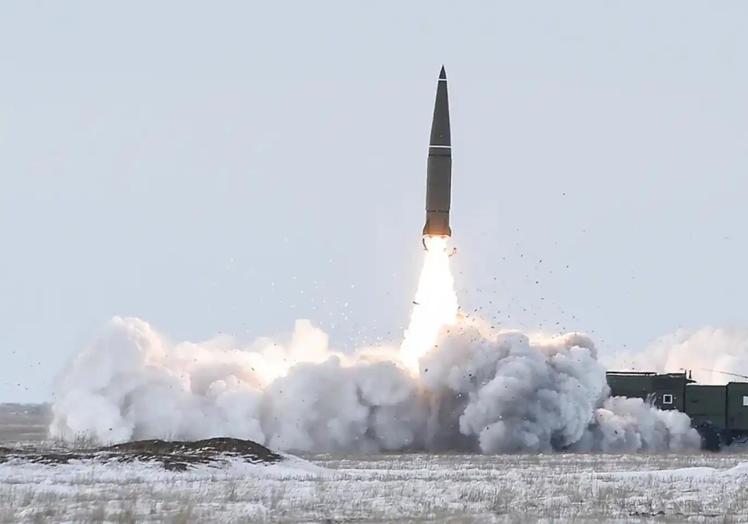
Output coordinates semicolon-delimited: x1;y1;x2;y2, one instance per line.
400;236;458;372
50;239;699;453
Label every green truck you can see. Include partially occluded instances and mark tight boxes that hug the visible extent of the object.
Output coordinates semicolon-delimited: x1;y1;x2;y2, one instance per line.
606;371;748;449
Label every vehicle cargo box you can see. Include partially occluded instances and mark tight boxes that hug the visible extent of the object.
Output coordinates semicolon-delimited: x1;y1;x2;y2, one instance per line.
686;385;726;428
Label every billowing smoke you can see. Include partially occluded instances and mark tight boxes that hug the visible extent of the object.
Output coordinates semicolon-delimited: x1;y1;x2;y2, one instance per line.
611;327;748;385
50;236;700;452
50;317;699;452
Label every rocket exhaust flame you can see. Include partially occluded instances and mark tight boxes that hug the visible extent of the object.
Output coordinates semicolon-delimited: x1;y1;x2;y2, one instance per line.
400;235;459;373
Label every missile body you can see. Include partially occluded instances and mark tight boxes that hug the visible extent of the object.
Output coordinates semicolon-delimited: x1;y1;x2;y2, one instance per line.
422;66;452;238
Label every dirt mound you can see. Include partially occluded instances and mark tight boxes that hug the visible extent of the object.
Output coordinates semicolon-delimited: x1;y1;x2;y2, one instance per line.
105;437;281;459
0;437;283;471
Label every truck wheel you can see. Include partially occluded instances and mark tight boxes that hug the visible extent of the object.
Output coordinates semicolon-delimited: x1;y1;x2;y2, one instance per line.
696;422;721;451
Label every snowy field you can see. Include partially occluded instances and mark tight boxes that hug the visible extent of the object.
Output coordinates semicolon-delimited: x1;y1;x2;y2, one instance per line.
2;405;748;522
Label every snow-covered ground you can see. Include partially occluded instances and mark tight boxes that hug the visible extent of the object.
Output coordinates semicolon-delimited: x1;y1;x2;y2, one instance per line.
2;404;748;522
2;451;748;522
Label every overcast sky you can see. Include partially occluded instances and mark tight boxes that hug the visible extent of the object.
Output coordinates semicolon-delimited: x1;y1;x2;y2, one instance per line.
2;1;747;402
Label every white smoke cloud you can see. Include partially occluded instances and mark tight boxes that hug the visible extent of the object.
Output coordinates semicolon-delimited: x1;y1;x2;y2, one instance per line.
50;315;699;453
610;327;748;385
586;397;700;452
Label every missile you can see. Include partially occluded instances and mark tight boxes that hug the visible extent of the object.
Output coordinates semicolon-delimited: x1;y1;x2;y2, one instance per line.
422;65;452;239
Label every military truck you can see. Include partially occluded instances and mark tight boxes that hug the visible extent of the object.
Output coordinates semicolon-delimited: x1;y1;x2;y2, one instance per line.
606;371;748;450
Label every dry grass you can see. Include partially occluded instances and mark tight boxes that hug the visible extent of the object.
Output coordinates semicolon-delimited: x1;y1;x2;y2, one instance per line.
2;452;747;522
2;406;747;522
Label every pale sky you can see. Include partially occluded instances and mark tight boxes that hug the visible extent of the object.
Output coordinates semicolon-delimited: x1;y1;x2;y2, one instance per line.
2;1;747;402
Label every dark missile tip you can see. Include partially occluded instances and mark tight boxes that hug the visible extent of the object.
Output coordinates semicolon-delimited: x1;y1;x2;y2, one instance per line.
439;65;447;79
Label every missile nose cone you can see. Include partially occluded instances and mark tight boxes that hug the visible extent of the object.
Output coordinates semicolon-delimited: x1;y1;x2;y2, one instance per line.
430;67;451;147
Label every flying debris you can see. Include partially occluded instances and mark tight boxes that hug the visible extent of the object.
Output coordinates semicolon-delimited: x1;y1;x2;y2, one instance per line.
422;66;452;241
